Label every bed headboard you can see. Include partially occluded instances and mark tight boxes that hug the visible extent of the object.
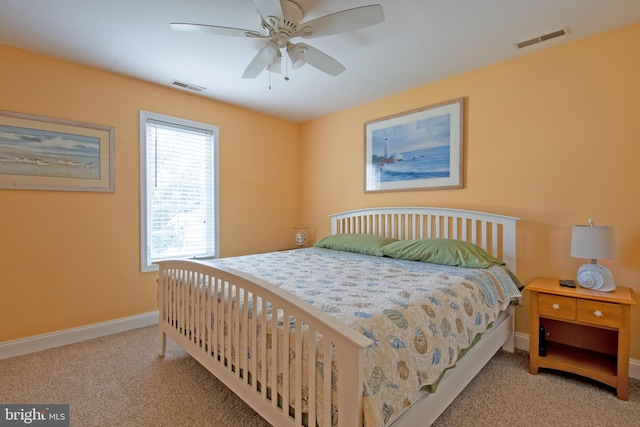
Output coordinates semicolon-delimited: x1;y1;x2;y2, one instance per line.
330;206;520;273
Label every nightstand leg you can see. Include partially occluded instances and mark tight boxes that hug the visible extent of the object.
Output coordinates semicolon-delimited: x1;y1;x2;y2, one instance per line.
529;291;540;375
616;305;631;400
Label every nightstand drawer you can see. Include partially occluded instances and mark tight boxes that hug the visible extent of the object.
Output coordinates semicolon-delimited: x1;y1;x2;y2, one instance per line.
578;300;621;328
538;294;576;320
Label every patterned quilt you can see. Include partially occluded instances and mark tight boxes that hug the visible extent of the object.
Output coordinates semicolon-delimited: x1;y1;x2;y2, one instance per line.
205;247;521;426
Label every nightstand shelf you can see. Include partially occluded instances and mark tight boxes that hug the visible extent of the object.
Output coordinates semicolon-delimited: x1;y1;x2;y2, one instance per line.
526;277;636;400
543;342;617;382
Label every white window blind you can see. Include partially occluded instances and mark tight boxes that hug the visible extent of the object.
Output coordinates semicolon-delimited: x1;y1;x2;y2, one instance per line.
140;111;218;272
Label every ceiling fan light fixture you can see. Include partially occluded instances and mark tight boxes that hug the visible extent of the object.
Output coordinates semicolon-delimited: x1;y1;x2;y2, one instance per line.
268;51;283;73
287;44;306;69
259;40;279;64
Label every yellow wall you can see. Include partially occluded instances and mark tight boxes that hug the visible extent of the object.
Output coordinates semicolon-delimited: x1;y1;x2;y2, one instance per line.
2;23;639;361
0;44;300;342
300;23;640;359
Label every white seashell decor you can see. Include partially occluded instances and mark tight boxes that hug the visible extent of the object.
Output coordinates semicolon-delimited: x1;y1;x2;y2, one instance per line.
576;263;616;292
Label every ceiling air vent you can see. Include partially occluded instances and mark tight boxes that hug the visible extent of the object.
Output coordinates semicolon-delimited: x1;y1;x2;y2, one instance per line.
515;27;570;49
169;80;205;92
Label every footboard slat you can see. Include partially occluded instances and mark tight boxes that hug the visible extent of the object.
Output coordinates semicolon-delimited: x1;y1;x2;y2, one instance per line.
260;296;268;397
187;270;193;338
241;286;249;382
157;260;371;427
282;308;290;416
249;291;258;391
189;270;195;342
307;325;317;427
225;279;232;370
233;284;240;377
176;269;182;332
197;272;204;348
322;337;332;426
269;303;278;410
206;275;212;355
293;317;303;425
211;277;218;361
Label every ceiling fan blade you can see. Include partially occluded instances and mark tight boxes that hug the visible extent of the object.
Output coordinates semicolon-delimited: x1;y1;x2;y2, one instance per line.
254;0;283;24
298;5;384;39
242;51;269;79
297;43;345;76
170;22;264;38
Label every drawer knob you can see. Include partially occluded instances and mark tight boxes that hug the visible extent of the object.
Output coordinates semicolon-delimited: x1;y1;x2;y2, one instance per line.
593;310;603;318
551;303;560;310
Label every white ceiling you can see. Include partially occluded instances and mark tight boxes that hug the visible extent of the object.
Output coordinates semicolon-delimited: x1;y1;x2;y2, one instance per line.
1;0;640;123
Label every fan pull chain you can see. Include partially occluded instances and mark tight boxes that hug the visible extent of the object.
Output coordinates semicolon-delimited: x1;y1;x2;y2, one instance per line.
284;48;290;81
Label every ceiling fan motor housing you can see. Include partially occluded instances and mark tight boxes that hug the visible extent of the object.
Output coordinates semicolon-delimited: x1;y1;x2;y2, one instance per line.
261;0;305;47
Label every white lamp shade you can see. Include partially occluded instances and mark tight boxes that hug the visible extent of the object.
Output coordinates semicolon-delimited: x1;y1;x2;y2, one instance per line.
570;225;616;260
287;44;306;69
259;40;279;65
267;52;282;73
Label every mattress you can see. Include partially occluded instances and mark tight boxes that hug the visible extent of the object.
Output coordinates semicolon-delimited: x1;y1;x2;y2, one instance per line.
198;247;522;426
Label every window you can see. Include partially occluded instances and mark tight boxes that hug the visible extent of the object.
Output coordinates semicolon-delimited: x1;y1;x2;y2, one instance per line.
140;111;219;272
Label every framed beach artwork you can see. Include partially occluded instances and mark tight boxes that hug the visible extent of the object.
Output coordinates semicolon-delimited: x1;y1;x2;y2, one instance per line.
0;110;114;192
364;98;464;192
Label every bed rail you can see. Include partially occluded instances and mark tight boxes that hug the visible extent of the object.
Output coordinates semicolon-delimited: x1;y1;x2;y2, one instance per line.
157;259;371;427
331;206;519;273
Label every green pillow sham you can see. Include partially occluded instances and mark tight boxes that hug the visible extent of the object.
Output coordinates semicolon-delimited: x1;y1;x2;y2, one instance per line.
314;233;397;257
380;238;505;268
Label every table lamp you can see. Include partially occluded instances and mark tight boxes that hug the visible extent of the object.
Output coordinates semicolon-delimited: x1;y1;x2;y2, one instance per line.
570;219;616;292
294;227;308;248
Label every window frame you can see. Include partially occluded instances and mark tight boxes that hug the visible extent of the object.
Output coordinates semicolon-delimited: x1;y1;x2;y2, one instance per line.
139;110;219;272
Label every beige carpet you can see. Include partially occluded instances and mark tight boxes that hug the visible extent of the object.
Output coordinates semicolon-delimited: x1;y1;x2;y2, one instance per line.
0;325;638;426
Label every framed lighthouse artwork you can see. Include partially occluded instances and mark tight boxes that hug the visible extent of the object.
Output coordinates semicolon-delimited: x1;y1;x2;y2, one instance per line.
364;98;464;193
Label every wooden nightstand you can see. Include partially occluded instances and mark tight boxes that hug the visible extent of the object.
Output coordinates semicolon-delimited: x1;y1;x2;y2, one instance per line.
526;277;636;400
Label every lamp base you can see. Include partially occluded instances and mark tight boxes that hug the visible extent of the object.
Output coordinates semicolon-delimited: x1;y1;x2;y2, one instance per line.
576;263;616;292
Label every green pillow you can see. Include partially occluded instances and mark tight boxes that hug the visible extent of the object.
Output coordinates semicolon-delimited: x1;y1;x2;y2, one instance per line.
314;233;397;257
380;238;505;268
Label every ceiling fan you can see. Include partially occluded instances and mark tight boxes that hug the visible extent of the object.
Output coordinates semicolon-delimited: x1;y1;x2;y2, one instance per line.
170;0;384;79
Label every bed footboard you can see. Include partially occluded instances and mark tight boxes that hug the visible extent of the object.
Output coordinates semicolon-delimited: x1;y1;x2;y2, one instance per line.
157;259;372;427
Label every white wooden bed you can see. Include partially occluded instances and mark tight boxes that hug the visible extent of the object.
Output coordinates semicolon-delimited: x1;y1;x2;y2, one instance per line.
157;207;520;426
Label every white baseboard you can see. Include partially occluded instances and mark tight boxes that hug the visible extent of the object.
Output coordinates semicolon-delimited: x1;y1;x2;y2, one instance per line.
2;316;638;380
514;331;530;353
0;311;159;360
514;331;640;380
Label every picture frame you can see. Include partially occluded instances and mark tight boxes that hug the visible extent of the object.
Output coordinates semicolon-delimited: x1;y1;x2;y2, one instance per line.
0;110;114;192
364;98;464;192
